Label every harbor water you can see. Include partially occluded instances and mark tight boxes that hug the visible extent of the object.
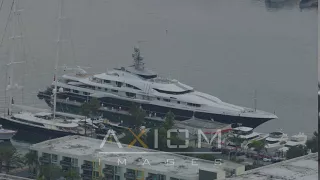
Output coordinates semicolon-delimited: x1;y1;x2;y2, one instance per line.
0;0;317;148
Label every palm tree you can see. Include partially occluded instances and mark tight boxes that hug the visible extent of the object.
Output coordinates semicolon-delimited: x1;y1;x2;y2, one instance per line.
0;145;24;173
227;134;245;160
248;140;266;165
163;111;175;130
129;103;146;128
39;164;63;180
63;168;80;180
306;131;318;153
24;151;39;177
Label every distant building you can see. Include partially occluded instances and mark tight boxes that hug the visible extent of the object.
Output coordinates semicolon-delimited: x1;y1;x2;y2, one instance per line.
226;153;318;180
30;135;245;180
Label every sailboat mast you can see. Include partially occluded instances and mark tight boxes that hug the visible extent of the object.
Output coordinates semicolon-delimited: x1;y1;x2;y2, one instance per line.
8;0;17;116
53;0;64;119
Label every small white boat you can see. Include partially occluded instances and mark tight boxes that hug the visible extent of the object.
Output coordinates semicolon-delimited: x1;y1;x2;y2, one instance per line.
0;124;16;141
265;131;288;149
228;126;268;149
278;132;307;152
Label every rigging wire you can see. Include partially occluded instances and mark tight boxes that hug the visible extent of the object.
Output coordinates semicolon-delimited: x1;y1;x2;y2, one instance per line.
0;0;4;13
0;0;14;48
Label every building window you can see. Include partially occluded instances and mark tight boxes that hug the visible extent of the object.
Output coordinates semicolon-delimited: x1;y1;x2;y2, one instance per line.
136;170;143;178
159;175;166;180
157;97;160;100
104;88;108;91
104;80;110;83
111;89;118;93
177;101;180;104
170;178;179;180
115;175;120;180
115;166;120;174
97;87;102;90
83;92;90;95
51;154;58;163
163;99;170;102
71;158;78;167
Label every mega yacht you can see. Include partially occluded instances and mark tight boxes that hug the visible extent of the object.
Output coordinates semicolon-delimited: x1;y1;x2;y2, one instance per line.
265;131;289;149
38;47;277;128
0;124;16;141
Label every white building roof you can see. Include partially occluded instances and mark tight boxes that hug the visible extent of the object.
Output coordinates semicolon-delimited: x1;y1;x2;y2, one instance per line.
30;135;244;179
226;153;318;180
0;174;33;180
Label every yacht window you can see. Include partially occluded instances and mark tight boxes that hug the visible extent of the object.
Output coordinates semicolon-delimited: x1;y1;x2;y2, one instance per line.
112;89;118;93
64;88;70;92
153;88;193;95
96;79;102;83
177;101;180;104
104;88;108;91
126;84;141;90
73;90;79;93
266;140;279;144
116;81;123;87
187;103;201;107
83;92;90;95
104;80;111;83
126;92;136;98
163;99;170;102
97;87;102;90
157;97;160;100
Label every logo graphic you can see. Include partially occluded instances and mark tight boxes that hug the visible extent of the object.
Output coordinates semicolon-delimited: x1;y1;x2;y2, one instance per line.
99;128;224;154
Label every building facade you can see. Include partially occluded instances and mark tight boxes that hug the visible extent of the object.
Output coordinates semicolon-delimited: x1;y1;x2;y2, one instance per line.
30;136;245;180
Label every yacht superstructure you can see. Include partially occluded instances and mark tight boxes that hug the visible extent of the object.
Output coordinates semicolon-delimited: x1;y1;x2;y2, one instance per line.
265;131;289;149
38;47;277;128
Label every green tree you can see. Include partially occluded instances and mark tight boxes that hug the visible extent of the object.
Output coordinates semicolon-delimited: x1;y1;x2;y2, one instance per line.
163;111;175;130
63;168;80;180
24;151;39;177
306;131;318;153
0;145;24;173
39;164;63;180
248;140;266;165
80;98;101;117
286;145;308;159
129;103;146;128
227;134;245;160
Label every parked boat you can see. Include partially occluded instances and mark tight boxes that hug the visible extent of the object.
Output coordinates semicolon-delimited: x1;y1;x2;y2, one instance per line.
0;124;16;141
278;132;307;152
265;131;289;149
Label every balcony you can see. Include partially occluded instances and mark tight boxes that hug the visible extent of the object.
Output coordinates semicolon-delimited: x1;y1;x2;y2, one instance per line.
103;167;114;175
146;176;157;180
81;164;93;171
60;160;72;167
124;172;136;179
39;156;51;163
81;173;92;180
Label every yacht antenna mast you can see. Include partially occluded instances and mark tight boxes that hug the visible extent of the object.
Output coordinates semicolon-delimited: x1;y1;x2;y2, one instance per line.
53;0;64;119
132;46;144;70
